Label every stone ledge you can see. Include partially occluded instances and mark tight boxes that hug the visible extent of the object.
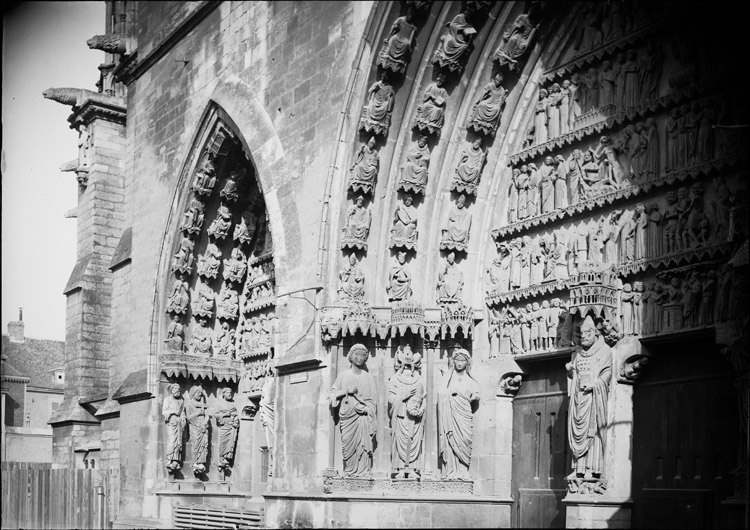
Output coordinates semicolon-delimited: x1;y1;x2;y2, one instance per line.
265;491;513;504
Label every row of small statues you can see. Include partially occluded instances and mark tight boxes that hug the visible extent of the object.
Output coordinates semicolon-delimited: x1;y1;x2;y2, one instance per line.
162;385;239;475
330;344;480;480
493;298;576;356
530;42;662;145
492;178;735;294
166;310;276;359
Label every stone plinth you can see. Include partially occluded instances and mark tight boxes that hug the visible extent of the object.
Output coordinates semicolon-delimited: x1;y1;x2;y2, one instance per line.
265;491;512;529
563;496;633;529
323;477;473;495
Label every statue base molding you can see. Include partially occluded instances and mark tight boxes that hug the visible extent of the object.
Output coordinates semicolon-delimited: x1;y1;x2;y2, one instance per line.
563;495;633;529
323;476;473;495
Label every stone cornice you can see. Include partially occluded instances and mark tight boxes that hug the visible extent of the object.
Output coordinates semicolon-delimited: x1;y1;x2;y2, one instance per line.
67;97;127;128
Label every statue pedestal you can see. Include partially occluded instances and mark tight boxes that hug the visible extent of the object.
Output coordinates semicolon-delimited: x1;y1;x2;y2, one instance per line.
563;495;632;529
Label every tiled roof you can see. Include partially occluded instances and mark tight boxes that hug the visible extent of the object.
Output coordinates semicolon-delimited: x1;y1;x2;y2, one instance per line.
1;334;65;389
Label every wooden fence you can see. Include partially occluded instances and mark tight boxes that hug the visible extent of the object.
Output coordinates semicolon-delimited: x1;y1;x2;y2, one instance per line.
1;462;115;529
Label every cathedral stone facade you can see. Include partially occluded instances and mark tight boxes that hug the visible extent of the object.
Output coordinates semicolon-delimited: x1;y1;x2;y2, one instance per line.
45;1;748;528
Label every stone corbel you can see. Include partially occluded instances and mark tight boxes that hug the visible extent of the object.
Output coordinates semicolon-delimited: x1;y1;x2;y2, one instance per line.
496;357;525;398
617;353;651;385
86;34;137;56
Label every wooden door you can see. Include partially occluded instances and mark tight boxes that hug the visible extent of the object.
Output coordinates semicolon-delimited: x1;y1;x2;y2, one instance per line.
512;358;570;528
632;338;738;529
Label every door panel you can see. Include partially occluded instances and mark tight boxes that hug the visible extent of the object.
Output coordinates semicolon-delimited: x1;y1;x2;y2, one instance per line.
632;341;737;529
512;359;570;528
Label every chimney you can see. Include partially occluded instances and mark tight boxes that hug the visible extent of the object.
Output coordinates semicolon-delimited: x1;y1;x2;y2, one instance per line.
8;307;24;343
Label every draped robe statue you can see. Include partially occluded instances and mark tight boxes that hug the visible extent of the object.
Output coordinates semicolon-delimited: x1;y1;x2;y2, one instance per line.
186;385;210;475
214;388;239;471
438;348;480;480
453;139;486;195
377;14;417;74
162;384;186;472
329;344;377;478
349;137;380;194
359;74;395;136
566;317;612;494
467;74;507;136
432;12;476;73
387;346;426;478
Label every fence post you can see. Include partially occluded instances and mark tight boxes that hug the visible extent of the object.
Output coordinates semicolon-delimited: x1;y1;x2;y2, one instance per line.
96;485;105;530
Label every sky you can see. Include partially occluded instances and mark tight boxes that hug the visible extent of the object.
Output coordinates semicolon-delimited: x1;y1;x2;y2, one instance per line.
2;1;106;340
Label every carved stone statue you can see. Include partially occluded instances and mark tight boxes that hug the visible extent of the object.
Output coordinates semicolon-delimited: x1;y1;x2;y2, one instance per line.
233;208;258;247
560;79;572;136
488;241;512;293
207;205;233;241
259;377;275;476
432;11;476;73
329;344;377;478
437;252;464;305
197;242;222;279
192;285;215;320
338;254;365;301
349;137;380;195
167;273;190;315
377;13;417;74
663;191;679;254
493;12;538;70
547;83;563;139
223;247;247;285
172;237;195;275
359;72;395;136
387;251;412;301
467;73;507;136
414;73;448;135
621;283;635;335
438;348;479;480
553;154;568;210
390;193;419;249
186;385;210;475
217;281;240;321
162;383;186;472
215;321;236;357
534;88;549;145
341;195;372;250
214;387;239;471
452;138;485;195
440;194;472;252
220;166;245;203
191;157;217;197
190;316;213;355
398;136;431;194
621;49;640;110
539;156;556;214
567;149;584;205
566;315;612;494
387;345;426;478
166;314;185;352
599;60;616;108
181;199;205;236
508;168;520;223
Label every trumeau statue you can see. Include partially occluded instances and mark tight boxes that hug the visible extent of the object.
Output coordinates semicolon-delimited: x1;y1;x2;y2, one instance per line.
414;73;448;135
214;387;239;472
387;344;426;478
493;11;538;70
377;12;417;75
467;73;507;136
432;11;477;73
453;138;486;195
390;193;419;249
338;254;365;302
163;383;186;473
387;251;413;302
436;252;464;305
566;315;612;494
438;347;479;481
186;384;210;475
341;196;372;250
349;137;380;195
398;135;431;194
329;344;377;478
440;194;472;252
359;72;395;136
